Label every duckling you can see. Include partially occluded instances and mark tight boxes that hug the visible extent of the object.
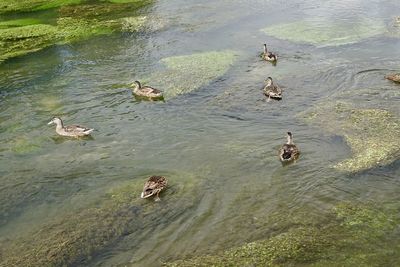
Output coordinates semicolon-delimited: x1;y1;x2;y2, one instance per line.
141;175;168;202
131;80;163;99
263;77;282;100
279;132;300;162
48;117;94;137
385;73;400;83
262;44;277;62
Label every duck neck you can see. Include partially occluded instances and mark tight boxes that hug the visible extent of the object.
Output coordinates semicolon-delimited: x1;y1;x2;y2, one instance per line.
55;120;64;131
287;135;293;145
263;44;267;54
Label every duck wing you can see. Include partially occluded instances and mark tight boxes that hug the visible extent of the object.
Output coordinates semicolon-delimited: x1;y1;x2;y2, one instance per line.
279;144;299;161
65;125;93;133
141;86;162;94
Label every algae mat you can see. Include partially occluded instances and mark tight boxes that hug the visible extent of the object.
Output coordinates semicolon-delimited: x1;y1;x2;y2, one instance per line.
0;173;201;266
145;50;237;99
165;203;399;267
261;18;385;47
300;101;400;173
0;1;152;62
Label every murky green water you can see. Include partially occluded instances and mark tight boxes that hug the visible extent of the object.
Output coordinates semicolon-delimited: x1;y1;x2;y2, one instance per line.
1;0;400;266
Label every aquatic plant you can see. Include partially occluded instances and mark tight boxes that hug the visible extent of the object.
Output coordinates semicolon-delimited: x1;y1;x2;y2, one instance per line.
0;0;82;13
261;18;385;47
146;50;237;99
300;101;400;173
0;18;42;28
0;0;153;62
0;173;201;266
165;202;400;266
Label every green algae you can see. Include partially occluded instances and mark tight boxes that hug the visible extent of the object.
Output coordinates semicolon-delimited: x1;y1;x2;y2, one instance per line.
166;227;332;267
334;203;396;238
0;0;152;62
0;23;58;62
0;18;42;29
0;0;82;14
165;203;400;267
146;51;237;99
261;18;385;47
300;101;400;173
0;16;144;62
56;17;114;42
59;1;151;20
10;136;41;154
0;172;201;266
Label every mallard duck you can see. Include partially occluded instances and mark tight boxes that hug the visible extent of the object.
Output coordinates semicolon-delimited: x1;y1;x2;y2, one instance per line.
279;132;300;162
385;73;400;83
141;175;168;202
131;80;163;99
263;77;282;100
262;44;277;62
48;117;94;137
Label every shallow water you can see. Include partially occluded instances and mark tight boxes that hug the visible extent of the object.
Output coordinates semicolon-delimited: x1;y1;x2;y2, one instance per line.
1;0;400;266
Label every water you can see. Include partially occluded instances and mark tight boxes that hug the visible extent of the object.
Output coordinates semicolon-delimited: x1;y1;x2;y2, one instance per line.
1;0;400;266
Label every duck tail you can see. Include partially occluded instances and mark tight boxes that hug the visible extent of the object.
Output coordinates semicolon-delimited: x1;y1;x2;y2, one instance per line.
84;128;94;134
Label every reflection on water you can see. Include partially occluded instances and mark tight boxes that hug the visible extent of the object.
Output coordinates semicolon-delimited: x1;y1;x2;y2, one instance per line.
1;0;400;266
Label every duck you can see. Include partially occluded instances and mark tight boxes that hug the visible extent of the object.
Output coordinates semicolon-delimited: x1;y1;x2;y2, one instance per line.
48;117;94;137
131;80;163;99
261;44;277;62
279;132;300;162
385;73;400;83
141;175;168;202
263;77;282;100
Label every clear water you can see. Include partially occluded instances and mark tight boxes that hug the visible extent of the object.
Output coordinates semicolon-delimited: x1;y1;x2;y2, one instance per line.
1;0;400;266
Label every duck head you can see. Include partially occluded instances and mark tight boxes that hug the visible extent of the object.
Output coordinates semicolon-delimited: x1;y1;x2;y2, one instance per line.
265;76;273;86
132;80;142;89
141;186;160;199
263;43;267;53
48;117;63;127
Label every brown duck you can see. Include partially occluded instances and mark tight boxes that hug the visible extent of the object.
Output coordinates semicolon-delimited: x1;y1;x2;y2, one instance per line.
141;176;168;201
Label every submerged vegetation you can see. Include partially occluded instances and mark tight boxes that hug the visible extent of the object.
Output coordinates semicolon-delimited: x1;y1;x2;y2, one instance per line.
261;18;385;47
165;202;400;266
300;101;400;173
0;173;201;266
146;50;237;99
0;0;152;62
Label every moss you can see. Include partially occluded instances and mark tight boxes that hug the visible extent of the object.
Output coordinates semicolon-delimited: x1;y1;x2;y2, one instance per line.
146;51;237;99
0;172;201;266
299;102;400;173
261;18;385;47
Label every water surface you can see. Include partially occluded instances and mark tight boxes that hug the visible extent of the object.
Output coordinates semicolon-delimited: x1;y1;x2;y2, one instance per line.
1;0;400;266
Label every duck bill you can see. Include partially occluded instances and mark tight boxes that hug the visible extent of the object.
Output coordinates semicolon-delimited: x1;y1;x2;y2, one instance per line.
141;191;154;199
47;121;54;125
